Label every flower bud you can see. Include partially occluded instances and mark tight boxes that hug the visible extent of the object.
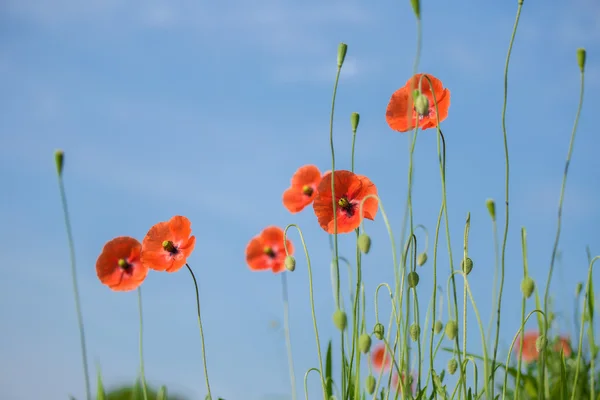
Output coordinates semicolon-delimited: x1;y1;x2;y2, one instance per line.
410;323;420;341
54;149;64;177
157;386;168;400
337;43;348;68
536;335;548;353
365;375;376;394
410;0;421;19
520;276;535;298
434;320;444;334
374;323;385;340
358;233;371;254
577;48;586;73
408;271;420;288
333;309;347;331
445;320;458;341
575;282;583;296
486;199;496;221
351;112;360;132
461;257;473;275
417;252;428;266
358;334;372;353
447;358;458;375
414;93;429;115
285;255;296;272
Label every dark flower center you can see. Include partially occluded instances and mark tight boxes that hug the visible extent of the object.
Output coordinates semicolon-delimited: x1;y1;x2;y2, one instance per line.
337;196;355;217
162;240;179;255
302;185;313;196
118;258;132;270
263;246;276;259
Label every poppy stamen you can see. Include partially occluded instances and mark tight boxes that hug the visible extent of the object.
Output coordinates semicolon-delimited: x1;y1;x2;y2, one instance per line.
162;240;179;254
302;185;313;196
337;196;356;217
263;246;276;258
117;258;131;269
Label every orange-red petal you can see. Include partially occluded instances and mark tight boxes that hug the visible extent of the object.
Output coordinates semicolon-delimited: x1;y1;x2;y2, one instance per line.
140;215;195;273
283;165;322;213
245;226;294;274
290;165;322;188
371;343;391;371
96;236;148;292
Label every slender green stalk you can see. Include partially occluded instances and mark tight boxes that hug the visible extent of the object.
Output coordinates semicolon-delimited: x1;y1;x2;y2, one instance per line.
284;224;328;399
185;264;212;399
515;228;530;400
137;288;149;400
492;2;524;397
487;209;500;350
55;158;91;400
585;248;596;400
543;45;586;327
281;273;297;400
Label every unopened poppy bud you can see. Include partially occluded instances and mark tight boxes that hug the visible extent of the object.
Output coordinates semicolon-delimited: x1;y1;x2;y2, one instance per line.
337;43;348;67
577;48;586;73
351;112;360;132
365;375;376;394
285;255;296;272
521;276;535;298
358;233;371;254
549;312;555;324
410;0;421;19
417;252;428;266
408;271;419;288
414;93;429;116
54;149;64;177
434;320;443;334
536;335;548;352
486;199;496;221
333;309;347;331
447;358;458;375
157;386;167;400
358;333;372;353
410;323;420;341
575;282;583;296
461;257;473;275
445;320;458;340
374;323;385;339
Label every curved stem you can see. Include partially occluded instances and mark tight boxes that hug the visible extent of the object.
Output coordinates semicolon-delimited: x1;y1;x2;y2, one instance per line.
137;288;149;400
185;264;212;399
281;273;297;400
493;2;524;397
56;173;91;400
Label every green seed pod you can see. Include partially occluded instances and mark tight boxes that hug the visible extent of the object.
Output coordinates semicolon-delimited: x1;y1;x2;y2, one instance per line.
536;335;548;353
414;93;429;115
445;320;458;341
374;323;385;340
358;233;371;254
434;320;444;334
461;257;473;275
54;149;65;177
577;48;586;73
358;334;372;353
417;252;428;266
408;271;420;288
351;112;360;132
337;43;348;67
520;276;535;298
486;199;496;221
285;255;296;272
447;358;458;375
365;375;376;394
410;323;420;341
333;309;347;331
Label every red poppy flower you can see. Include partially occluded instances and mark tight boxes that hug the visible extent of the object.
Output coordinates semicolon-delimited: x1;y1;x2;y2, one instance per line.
312;170;378;234
392;372;415;395
96;236;148;291
140;215;196;273
515;331;540;363
386;73;450;132
282;165;322;213
246;226;294;274
371;343;391;371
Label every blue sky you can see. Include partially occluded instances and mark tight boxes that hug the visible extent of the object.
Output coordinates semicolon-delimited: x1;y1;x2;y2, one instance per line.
1;0;599;399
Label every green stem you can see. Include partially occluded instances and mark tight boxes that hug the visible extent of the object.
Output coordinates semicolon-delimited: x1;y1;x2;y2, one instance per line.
56;174;91;400
138;288;149;400
281;273;297;400
514;228;529;400
185;264;213;399
493;2;524;397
